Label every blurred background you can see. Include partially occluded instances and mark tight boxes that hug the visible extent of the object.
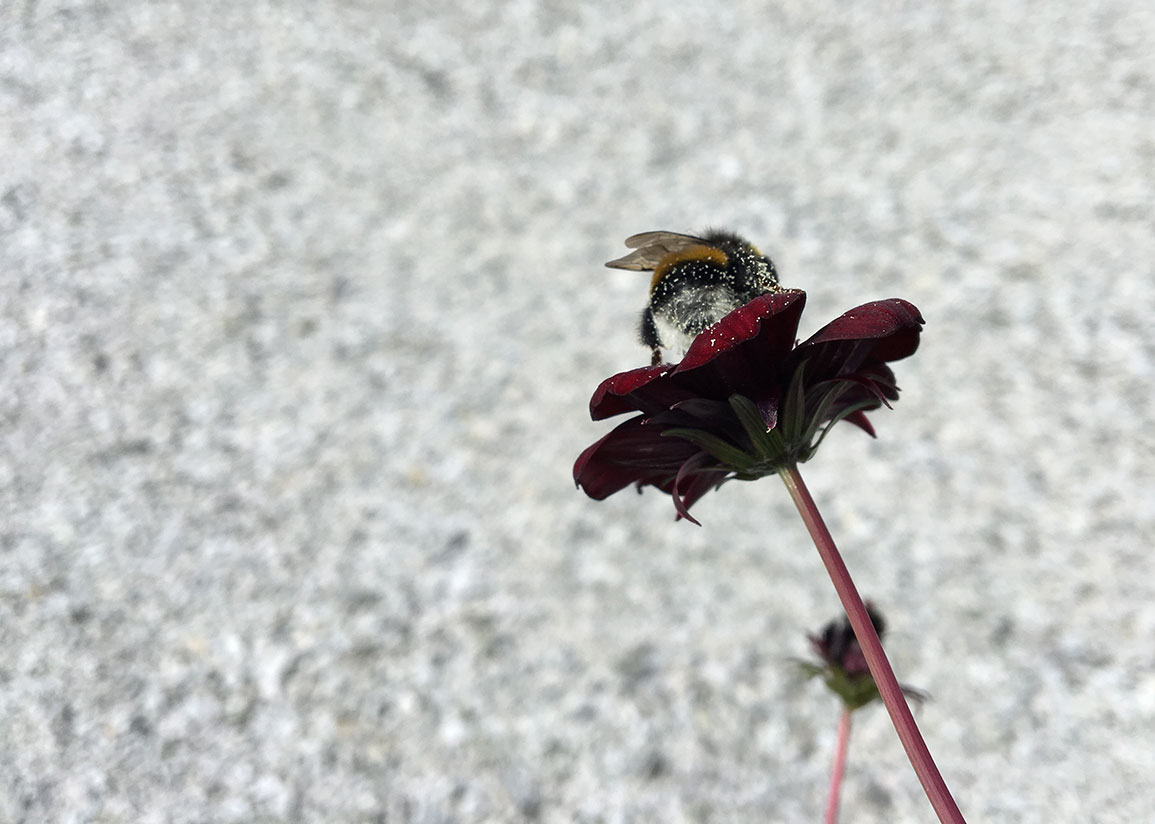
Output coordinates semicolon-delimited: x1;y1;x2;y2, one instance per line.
3;2;1154;821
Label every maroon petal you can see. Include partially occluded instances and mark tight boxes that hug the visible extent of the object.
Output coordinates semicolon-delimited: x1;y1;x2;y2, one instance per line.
791;299;923;380
818;372;892;409
647;398;749;445
815;367;900;434
589;364;703;421
842;410;876;436
573;416;700;499
665;452;731;525
672;291;806;399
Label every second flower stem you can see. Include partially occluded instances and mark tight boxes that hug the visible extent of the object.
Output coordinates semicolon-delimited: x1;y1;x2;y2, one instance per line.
778;463;966;824
825;707;852;824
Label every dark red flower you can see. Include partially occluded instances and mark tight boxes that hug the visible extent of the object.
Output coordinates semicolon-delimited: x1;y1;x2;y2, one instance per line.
801;603;928;710
810;602;887;681
573;290;923;523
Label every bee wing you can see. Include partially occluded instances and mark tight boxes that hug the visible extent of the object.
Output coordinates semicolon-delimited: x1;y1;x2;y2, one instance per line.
604;231;709;271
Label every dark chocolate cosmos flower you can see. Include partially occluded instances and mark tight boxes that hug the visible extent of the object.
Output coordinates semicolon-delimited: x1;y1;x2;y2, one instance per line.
801;603;927;710
573;290;923;524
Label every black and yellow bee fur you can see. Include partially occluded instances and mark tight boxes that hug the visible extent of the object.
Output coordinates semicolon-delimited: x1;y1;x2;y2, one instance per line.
606;230;783;364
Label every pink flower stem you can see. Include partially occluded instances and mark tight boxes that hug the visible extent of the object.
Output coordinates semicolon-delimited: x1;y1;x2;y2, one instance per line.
779;463;966;824
825;707;852;824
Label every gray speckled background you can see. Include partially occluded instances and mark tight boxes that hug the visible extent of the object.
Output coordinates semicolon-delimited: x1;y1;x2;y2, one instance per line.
4;2;1155;822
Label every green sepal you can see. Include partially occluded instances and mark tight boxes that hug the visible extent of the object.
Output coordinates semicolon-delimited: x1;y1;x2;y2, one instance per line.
662;428;757;471
727;394;785;461
779;361;809;445
803;396;880;460
796;659;881;712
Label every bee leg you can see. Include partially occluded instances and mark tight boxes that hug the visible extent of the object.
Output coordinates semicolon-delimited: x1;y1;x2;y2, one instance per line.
639;307;663;364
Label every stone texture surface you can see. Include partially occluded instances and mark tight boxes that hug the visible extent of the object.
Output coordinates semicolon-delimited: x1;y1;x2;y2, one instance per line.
3;2;1154;821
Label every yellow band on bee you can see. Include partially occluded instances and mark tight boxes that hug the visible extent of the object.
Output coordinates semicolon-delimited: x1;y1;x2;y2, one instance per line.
650;245;729;294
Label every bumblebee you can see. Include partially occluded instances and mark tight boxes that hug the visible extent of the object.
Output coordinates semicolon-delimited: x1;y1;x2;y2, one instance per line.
606;229;784;364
